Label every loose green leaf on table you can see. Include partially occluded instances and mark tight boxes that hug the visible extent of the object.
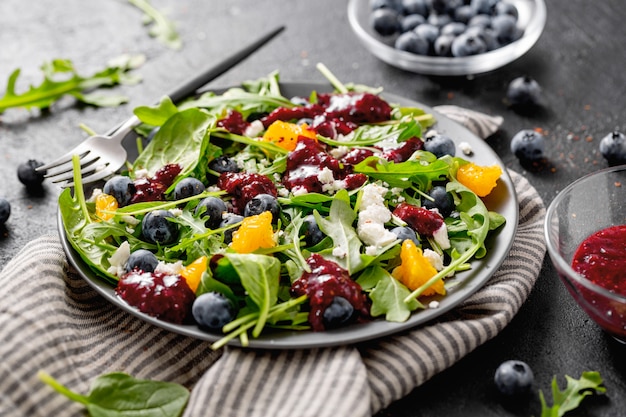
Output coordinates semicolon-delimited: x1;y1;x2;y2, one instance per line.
38;371;189;417
128;0;182;50
0;55;143;114
538;371;606;417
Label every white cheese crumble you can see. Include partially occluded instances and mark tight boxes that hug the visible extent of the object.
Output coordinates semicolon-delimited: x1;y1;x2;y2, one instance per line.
428;301;440;309
106;241;130;277
134;169;149;179
332;246;347;258
432;223;451;250
357;183;397;249
244;119;264;137
459;141;473;155
87;188;103;203
155;260;184;275
423;248;444;271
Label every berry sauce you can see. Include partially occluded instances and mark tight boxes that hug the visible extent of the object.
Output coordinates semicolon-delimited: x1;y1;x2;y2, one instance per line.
383;137;424;162
572;225;626;296
116;270;196;324
283;138;367;193
392;203;444;236
261;92;392;139
131;163;182;204
217;110;249;135
290;254;370;331
217;172;277;214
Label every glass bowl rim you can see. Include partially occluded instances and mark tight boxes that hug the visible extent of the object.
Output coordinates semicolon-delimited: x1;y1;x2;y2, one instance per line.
347;0;548;76
544;164;626;303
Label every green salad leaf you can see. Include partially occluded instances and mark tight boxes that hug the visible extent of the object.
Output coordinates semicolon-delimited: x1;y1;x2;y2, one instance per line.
539;371;606;417
0;55;143;114
128;0;182;50
39;371;189;417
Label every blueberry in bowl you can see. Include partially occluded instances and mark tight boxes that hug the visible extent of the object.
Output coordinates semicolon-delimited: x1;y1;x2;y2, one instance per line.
348;0;547;75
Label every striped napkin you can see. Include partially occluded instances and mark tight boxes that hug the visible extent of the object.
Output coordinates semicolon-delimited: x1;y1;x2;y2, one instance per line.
0;106;546;417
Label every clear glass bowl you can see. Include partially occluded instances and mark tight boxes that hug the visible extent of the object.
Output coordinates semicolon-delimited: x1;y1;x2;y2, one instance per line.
544;166;626;344
347;0;547;76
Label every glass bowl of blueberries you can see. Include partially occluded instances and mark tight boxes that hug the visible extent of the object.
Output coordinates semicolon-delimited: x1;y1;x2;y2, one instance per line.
544;166;626;344
348;0;547;76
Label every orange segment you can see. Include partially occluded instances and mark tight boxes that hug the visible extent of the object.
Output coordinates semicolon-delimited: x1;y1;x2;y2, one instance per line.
230;211;276;253
456;162;502;197
262;120;317;151
95;193;118;221
180;256;208;293
392;240;444;296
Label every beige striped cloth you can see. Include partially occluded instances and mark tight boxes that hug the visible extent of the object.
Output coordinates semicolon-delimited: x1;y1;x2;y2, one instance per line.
0;107;546;417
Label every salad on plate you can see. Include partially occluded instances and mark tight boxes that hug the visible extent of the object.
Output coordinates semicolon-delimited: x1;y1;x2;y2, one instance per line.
60;64;507;349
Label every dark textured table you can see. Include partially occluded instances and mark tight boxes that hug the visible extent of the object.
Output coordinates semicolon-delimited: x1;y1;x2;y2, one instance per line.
1;1;625;416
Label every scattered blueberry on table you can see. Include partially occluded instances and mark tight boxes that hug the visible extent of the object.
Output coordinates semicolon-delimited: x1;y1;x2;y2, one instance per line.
17;160;46;189
494;360;534;396
369;0;524;57
510;129;545;161
506;76;543;108
599;131;626;166
0;198;10;226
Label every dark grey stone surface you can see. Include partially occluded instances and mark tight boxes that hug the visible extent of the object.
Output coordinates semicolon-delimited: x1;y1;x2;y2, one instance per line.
1;0;625;415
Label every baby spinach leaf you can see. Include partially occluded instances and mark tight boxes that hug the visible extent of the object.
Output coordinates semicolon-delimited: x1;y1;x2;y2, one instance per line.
0;56;142;114
225;253;281;337
132;108;215;177
134;95;179;126
357;266;422;322
39;371;189;417
539;371;606;417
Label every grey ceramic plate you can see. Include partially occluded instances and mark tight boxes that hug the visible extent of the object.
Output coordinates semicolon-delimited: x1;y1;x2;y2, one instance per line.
59;82;519;349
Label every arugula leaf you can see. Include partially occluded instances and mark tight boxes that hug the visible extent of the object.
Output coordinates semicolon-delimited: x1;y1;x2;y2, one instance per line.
357;266;422;322
539;371;606;417
0;55;143;114
314;190;365;274
354;156;450;189
128;0;182;50
39;371;189;417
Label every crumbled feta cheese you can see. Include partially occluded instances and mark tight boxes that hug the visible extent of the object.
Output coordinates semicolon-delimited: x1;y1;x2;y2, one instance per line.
318;167;335;184
291;186;309;196
322;179;347;194
329;145;350;159
332;246;347;258
433;223;451;250
244;119;264;137
155;260;184;275
134;168;149;179
87;188;103;203
121;215;140;226
428;300;440;309
423;248;444;271
459;141;473;155
106;241;130;277
278;187;290;198
357;183;397;247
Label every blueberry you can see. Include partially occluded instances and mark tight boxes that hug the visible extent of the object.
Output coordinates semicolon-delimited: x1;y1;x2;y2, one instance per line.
141;210;179;245
208;156;240;174
302;214;325;246
451;33;487;56
506;76;542;107
103;176;136;207
599;131;626;166
192;292;236;332
427;12;452;28
17;160;46;189
174;177;205;200
0;198;10;226
243;193;280;222
441;22;466;37
470;0;497;14
395;31;430;55
401;0;429;16
125;249;159;273
423;185;454;217
424;134;456;157
467;13;493;29
495;2;519;19
465;26;500;50
494;360;534;396
322;296;355;329
433;34;455;56
400;13;426;32
510;129;545;161
390;226;420;245
454;5;477;24
370;8;401;36
195;196;227;229
416;22;440;43
219;213;244;244
491;14;518;44
370;0;403;12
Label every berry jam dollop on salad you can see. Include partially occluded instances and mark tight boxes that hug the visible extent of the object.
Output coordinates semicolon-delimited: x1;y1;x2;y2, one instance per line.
59;65;506;349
